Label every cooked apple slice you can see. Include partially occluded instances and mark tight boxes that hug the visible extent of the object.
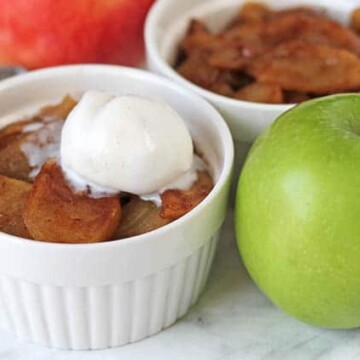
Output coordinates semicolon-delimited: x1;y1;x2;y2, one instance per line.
0;95;74;148
0;117;45;181
264;13;360;56
40;95;77;120
0;136;32;181
229;2;271;27
161;171;213;220
0;117;63;181
0;117;42;144
208;46;248;70
177;50;221;89
0;97;74;181
180;19;220;54
234;82;283;103
114;196;170;239
351;8;360;34
269;7;323;21
223;22;267;57
209;81;234;97
232;3;319;26
225;12;360;62
247;41;360;94
284;91;311;104
0;175;32;238
23;160;121;243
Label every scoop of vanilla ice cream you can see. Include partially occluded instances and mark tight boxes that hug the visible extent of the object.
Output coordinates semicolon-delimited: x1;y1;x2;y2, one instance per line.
60;91;194;195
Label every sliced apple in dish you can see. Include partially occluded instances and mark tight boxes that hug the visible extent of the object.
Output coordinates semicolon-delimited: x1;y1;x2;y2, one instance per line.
23;160;121;243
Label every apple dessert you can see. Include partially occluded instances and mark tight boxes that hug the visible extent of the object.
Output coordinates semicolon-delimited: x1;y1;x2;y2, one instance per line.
0;92;213;243
175;3;360;104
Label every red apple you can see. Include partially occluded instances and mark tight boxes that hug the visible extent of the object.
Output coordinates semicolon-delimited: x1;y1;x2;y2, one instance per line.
0;0;155;69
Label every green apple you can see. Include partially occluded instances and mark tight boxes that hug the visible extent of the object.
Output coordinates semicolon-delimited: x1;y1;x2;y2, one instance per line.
235;94;360;329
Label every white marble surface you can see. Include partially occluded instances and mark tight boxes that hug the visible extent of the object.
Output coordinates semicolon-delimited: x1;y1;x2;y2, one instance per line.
0;207;360;360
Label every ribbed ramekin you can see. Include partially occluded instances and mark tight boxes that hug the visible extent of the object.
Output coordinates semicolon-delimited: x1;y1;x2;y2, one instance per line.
0;65;233;350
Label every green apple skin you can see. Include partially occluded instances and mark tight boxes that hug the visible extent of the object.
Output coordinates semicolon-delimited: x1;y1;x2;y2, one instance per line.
236;94;360;329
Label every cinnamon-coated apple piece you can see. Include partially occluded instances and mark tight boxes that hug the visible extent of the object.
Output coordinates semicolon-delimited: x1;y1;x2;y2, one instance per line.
234;82;283;104
0;136;32;181
161;171;213;221
0;117;40;181
0;118;63;181
177;51;221;89
264;13;360;56
208;46;248;71
23;160;121;243
0;95;75;145
269;7;322;21
284;91;311;104
114;196;171;239
223;22;267;58
247;41;360;94
234;2;271;24
0;118;40;144
229;3;320;27
0;96;75;181
40;95;77;120
350;8;360;34
180;20;220;55
0;175;32;238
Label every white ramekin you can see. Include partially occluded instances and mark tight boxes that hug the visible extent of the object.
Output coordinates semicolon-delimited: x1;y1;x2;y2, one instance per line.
0;65;233;350
145;0;357;144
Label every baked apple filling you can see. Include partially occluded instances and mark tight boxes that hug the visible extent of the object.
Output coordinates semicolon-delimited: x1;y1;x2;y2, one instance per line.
0;94;213;243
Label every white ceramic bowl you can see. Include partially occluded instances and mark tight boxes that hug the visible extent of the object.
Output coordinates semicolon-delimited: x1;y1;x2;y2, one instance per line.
0;65;233;350
145;0;358;143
